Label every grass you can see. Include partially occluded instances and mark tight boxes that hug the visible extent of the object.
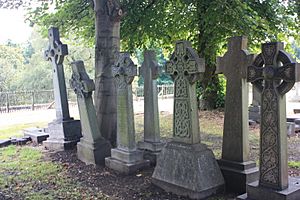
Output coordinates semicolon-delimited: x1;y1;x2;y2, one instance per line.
0;122;48;140
0;145;109;200
288;161;300;169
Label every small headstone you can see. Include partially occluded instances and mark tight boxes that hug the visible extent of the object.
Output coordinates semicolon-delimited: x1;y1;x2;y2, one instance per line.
23;127;49;143
238;42;300;200
286;122;295;137
152;41;224;199
0;139;11;148
43;27;82;151
249;86;261;123
105;53;149;174
216;36;259;194
137;50;164;165
70;60;111;165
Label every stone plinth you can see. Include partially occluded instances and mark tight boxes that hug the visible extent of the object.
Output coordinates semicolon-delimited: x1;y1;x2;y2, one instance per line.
70;61;111;165
152;41;224;199
216;36;259;194
105;53;149;174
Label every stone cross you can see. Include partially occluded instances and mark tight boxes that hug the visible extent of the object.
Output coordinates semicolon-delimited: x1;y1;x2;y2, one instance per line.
137;50;164;164
216;36;258;194
44;27;70;121
70;61;110;165
165;40;205;144
216;36;254;162
248;42;297;190
105;52;149;174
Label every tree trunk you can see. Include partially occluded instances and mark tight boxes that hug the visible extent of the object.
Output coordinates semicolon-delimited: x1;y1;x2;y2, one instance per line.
93;0;122;147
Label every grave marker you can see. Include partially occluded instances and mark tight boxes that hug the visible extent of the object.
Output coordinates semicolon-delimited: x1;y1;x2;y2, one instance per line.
238;42;300;200
43;27;81;150
105;53;149;174
216;36;259;194
152;41;224;199
70;61;111;165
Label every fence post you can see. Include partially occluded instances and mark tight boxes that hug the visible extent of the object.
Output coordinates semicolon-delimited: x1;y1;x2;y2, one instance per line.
31;91;35;111
6;93;9;113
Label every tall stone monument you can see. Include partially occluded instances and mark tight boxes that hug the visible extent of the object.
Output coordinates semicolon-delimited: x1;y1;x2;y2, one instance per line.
238;42;300;200
105;53;149;174
216;36;259;194
43;27;81;150
137;50;164;164
70;61;111;165
152;41;224;199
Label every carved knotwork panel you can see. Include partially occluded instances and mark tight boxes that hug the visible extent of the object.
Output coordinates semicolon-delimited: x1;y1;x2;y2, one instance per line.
174;99;191;138
260;81;280;186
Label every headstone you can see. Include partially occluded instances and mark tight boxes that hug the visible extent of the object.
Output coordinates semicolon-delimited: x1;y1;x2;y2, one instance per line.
105;53;149;174
238;42;300;200
70;60;111;165
23;128;49;143
249;86;261;122
152;41;224;199
216;36;259;194
137;50;164;165
43;27;82;151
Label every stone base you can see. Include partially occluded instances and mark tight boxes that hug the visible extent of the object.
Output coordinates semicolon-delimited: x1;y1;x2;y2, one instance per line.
249;105;260;123
152;142;225;199
23;127;49;143
77;138;111;165
105;148;150;174
237;177;300;200
43;119;82;151
217;159;259;194
137;141;164;165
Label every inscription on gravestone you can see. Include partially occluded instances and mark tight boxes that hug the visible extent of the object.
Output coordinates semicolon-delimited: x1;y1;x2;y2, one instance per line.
216;36;258;194
152;41;224;199
105;53;149;174
70;61;111;165
238;42;300;200
43;27;81;150
137;50;164;164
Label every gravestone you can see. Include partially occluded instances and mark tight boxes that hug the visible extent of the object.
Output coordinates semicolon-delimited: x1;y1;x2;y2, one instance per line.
249;86;261;122
105;53;149;174
137;50;164;165
70;61;111;165
23;127;49;143
43;27;81;150
238;42;300;200
216;36;259;194
152;41;224;199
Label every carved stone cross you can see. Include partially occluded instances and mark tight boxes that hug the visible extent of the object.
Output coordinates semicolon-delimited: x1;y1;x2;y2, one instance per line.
248;42;297;190
44;27;70;121
216;36;254;162
112;52;137;151
165;40;205;144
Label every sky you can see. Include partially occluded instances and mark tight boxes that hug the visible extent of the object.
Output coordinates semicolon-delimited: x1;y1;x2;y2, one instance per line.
0;8;32;44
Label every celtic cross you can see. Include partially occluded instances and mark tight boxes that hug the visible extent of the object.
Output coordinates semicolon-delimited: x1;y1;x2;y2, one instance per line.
44;27;70;121
248;42;298;190
166;41;205;144
216;36;254;162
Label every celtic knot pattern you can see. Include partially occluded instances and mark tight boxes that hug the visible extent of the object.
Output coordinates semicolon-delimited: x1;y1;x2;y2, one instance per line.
174;100;190;138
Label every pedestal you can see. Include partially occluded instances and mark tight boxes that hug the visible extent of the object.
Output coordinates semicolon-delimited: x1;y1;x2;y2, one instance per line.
152;142;225;199
218;159;259;194
137;141;164;165
43;119;82;151
105;148;150;174
77;138;111;165
237;177;300;200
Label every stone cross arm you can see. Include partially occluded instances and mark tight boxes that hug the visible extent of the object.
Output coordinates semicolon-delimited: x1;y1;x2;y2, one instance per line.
139;50;160;80
44;27;68;65
165;40;205;84
112;52;137;84
70;60;95;98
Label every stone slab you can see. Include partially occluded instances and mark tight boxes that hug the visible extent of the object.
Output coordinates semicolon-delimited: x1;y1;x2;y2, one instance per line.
111;148;144;163
43;139;78;151
218;159;259;194
77;139;111;165
105;157;150;175
152;142;225;199
249;105;260;123
137;141;164;152
11;138;28;145
237;177;300;200
23;128;49;143
0;139;11;148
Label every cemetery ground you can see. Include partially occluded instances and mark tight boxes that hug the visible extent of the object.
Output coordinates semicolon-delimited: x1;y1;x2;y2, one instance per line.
0;110;299;199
